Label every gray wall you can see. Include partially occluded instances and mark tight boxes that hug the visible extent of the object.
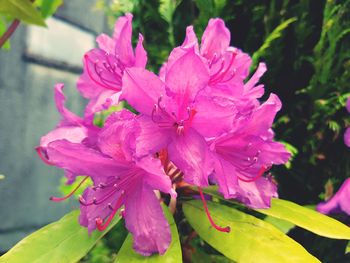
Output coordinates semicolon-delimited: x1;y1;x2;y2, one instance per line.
0;0;107;251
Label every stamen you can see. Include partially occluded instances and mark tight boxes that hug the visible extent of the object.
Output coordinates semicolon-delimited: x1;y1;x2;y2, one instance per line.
198;187;230;233
84;55;121;91
209;52;237;85
35;147;55;166
96;192;124;231
79;187;118;206
50;176;89;202
238;166;268;182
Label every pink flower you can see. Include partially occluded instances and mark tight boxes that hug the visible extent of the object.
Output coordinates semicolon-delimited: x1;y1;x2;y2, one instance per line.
209;94;291;208
41;110;176;256
78;13;147;117
344;97;350;147
161;18;265;107
36;83;99;184
317;178;350;215
121;48;235;186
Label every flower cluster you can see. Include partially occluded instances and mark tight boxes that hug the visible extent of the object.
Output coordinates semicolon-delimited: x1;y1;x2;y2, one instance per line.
37;14;290;256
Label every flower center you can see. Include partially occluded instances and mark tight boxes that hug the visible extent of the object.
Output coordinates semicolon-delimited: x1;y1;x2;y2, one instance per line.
209;51;237;85
84;52;125;91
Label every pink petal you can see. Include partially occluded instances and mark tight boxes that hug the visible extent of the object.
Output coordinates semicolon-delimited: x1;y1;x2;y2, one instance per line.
134;34;148;68
214;158;239;199
182;26;199;49
168;128;213;186
244;62;267;97
46;140;127;182
347;97;350;113
113;13;134;66
124;183;171;256
191;95;236;137
135;115;171;157
98;110;138;162
136;156;176;197
236;176;278;208
96;33;115;54
54;84;82;125
317;178;350;215
84;90;121;117
79;185;123;234
40;126;87;148
121;67;165;115
83;49;123;91
345;128;350;147
77;72;105;99
235;94;282;136
201;18;230;59
165;48;209;103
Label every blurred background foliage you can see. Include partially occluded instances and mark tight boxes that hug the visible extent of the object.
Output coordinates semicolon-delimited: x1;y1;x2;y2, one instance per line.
88;0;350;262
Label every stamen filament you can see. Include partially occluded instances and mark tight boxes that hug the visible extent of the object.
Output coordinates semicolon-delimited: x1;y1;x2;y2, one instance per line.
238;166;267;182
50;176;89;202
96;193;124;231
35;147;55;166
198;187;230;233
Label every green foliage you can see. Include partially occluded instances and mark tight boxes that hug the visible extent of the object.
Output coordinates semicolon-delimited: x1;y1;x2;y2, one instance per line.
115;205;182;262
0;210;121;263
0;0;46;26
35;0;63;18
183;200;320;262
251;17;297;70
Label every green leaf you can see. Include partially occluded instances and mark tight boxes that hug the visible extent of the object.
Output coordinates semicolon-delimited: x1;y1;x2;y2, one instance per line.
115;205;182;262
184;200;320;263
264;215;295;234
346;241;350;254
0;210;121;263
35;0;63;18
0;0;46;26
251;17;297;69
201;186;350;240
0;18;10;49
255;198;350;240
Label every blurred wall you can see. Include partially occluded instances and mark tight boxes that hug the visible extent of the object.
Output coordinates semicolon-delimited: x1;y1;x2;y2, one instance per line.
0;0;107;251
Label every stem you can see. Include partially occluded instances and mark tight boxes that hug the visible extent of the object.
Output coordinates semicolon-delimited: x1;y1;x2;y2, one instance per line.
0;19;20;48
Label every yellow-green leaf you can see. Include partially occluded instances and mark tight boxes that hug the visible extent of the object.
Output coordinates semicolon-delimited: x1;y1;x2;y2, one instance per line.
0;210;121;263
201;185;350;240
0;0;46;26
256;198;350;240
115;205;182;262
183;200;320;263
